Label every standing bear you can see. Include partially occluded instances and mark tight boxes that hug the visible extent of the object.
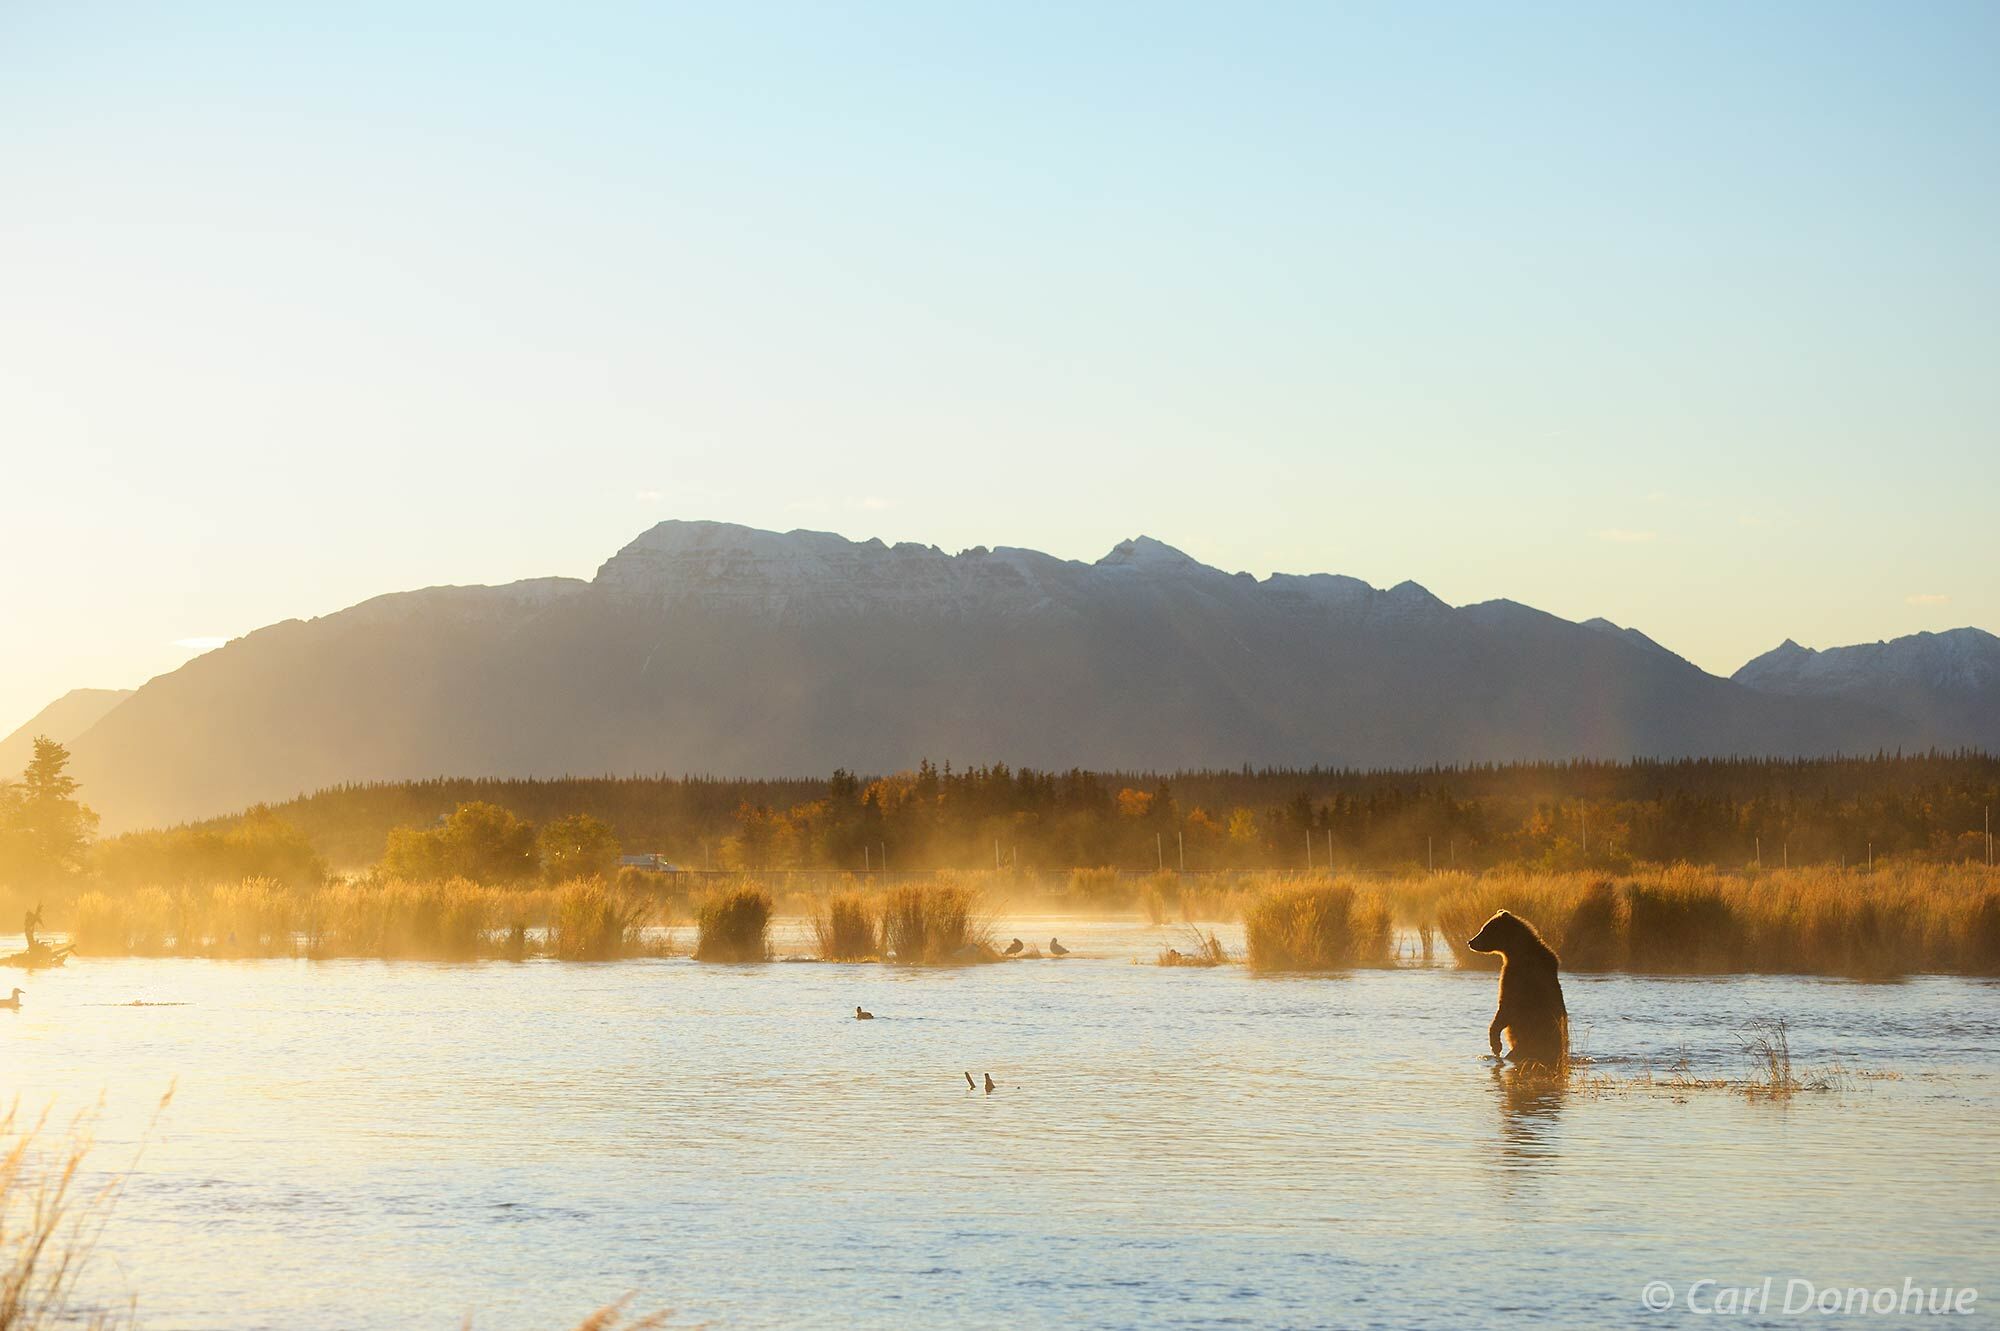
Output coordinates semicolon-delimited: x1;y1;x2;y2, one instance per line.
1467;910;1568;1069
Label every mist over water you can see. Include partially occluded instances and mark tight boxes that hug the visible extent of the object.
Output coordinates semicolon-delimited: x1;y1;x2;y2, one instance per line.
9;918;1998;1329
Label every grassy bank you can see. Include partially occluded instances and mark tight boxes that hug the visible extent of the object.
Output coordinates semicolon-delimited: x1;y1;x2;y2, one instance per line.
1428;864;2000;978
32;863;2000;977
64;877;667;961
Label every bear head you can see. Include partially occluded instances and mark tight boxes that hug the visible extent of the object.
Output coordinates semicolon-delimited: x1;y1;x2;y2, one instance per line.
1466;909;1536;956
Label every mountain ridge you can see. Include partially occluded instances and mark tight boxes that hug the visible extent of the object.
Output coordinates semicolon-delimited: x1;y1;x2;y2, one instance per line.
0;688;134;777
32;521;1988;831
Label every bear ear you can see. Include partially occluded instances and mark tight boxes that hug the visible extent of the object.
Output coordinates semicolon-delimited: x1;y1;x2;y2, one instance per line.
1493;909;1515;921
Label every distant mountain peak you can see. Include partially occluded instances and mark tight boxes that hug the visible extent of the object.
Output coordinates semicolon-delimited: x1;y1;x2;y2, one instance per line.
1383;580;1446;613
0;686;134;778
1096;535;1208;570
1735;626;1999;701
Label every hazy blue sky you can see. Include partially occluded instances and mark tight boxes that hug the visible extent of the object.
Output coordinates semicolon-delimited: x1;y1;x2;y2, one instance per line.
3;2;1996;734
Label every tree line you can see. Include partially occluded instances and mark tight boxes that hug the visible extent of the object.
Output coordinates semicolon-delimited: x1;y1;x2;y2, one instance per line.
5;745;1991;893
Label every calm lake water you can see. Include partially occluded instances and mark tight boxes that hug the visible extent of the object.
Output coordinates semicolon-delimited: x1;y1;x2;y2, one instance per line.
6;917;1998;1330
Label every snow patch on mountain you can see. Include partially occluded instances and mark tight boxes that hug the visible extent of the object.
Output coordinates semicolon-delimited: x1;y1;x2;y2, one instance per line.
1734;628;2000;695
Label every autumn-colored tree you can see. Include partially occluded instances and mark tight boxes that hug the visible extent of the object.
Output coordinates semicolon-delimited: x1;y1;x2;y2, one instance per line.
537;813;621;883
383;802;537;883
95;806;324;890
1116;788;1153;819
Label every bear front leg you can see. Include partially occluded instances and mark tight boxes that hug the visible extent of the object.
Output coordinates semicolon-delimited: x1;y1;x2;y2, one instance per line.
1488;1010;1505;1057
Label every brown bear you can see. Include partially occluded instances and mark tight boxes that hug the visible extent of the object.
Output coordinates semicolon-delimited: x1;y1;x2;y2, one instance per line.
1467;910;1568;1069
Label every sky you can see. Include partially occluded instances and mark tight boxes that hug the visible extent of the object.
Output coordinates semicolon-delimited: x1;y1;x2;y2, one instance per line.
2;1;1997;735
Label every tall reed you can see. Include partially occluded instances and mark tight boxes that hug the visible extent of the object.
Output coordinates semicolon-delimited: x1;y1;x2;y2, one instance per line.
306;879;494;959
548;879;655;961
809;893;878;961
879;882;990;964
1;1099;157;1331
1243;882;1392;970
693;884;772;962
1432;864;2000;978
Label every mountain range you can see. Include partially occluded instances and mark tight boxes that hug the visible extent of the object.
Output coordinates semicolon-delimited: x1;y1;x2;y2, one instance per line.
16;520;1997;831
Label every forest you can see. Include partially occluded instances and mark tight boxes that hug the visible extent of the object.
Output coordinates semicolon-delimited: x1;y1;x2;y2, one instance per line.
26;748;1996;891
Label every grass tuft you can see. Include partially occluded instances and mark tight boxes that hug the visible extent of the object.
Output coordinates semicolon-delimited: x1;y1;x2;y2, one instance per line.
1243;883;1392;970
549;879;655;961
878;882;992;964
809;893;878;961
693;884;772;962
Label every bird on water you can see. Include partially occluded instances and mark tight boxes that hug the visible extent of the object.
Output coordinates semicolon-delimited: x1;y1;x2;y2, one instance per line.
983;1074;996;1094
1048;938;1070;957
855;1005;874;1020
965;1071;976;1090
1;988;22;1011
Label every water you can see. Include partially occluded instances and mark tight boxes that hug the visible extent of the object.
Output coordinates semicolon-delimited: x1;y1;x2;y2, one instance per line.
6;918;1998;1329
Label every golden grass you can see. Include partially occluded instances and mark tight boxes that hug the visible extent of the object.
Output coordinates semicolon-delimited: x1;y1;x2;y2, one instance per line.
1432;863;2000;978
692;884;772;962
1242;880;1392;970
548;879;657;961
1;1092;174;1331
808;893;878;961
878;881;993;964
308;879;494;959
62;878;664;961
44;862;2000;977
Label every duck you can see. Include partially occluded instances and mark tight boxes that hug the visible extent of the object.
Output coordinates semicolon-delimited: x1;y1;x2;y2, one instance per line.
855;1005;874;1020
1048;937;1070;957
1;988;21;1011
1003;938;1024;956
965;1071;976;1090
983;1073;996;1094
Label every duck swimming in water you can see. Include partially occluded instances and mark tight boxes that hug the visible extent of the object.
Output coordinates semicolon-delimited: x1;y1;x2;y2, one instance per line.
983;1073;996;1094
1;988;22;1011
1048;938;1070;957
855;1005;874;1020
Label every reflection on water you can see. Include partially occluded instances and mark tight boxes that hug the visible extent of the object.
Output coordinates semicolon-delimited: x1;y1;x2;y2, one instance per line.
4;916;1998;1330
1492;1063;1567;1171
